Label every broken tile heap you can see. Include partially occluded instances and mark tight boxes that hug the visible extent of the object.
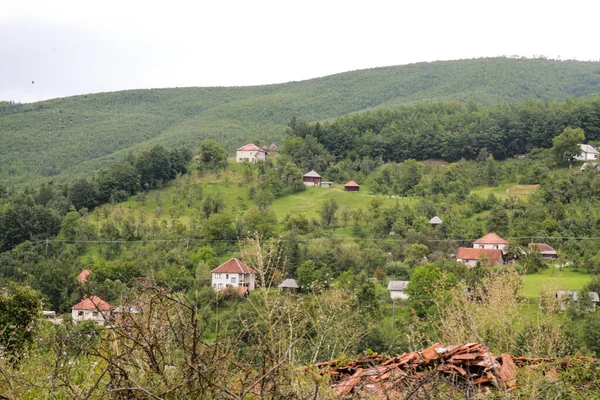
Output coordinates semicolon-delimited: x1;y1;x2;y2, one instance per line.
311;342;519;398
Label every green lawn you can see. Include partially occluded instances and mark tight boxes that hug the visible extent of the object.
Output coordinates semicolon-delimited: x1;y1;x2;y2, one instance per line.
520;268;592;299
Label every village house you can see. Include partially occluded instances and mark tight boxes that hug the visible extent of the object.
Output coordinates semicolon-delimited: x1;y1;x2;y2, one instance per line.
557;291;600;311
278;278;300;293
575;144;600;161
528;243;558;259
72;296;112;326
212;258;256;292
429;216;443;228
303;170;322;186
236;143;267;163
473;233;509;253
387;280;409;300
344;180;360;192
456;248;504;267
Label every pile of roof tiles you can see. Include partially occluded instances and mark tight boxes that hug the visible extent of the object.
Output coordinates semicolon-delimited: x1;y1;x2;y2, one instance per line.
311;342;520;398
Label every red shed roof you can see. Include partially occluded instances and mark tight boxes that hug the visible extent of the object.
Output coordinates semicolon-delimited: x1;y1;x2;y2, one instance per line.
473;233;508;245
72;296;111;311
344;180;360;187
77;269;92;283
237;143;264;152
456;248;503;264
528;243;557;253
212;258;254;274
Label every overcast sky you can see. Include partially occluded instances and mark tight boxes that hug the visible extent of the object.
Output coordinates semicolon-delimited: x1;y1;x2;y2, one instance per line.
2;0;599;103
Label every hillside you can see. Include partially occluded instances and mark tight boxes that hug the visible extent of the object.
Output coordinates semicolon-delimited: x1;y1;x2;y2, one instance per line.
3;57;600;186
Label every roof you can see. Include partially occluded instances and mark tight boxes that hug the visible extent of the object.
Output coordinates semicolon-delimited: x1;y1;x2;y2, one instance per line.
278;278;300;289
473;233;509;245
303;170;321;178
456;248;503;264
528;243;557;254
72;296;111;311
429;216;443;224
344;180;360;187
387;280;409;291
268;144;278;152
212;258;254;274
77;269;92;283
557;291;600;303
236;143;265;152
579;144;599;155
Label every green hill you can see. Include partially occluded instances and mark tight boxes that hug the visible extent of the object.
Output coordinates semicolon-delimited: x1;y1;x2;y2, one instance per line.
3;57;600;187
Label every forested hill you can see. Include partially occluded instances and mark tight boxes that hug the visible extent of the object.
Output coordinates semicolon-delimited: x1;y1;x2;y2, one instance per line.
3;57;600;186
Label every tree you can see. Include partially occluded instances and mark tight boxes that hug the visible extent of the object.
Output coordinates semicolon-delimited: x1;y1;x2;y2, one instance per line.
198;140;228;170
320;198;338;227
405;264;457;317
282;162;305;192
296;260;322;290
201;213;235;242
551;127;585;165
135;145;173;189
0;285;40;358
69;179;99;210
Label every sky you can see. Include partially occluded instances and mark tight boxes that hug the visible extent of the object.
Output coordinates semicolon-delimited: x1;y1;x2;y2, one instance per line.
2;0;600;103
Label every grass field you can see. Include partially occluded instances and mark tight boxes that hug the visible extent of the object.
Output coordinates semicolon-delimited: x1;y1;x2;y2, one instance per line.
520;268;592;299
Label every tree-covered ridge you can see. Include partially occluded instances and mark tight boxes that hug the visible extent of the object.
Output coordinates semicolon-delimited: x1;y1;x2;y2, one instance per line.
287;96;600;163
3;57;600;186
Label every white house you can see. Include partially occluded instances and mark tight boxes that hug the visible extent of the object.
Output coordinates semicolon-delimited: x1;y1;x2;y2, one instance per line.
72;296;112;326
387;280;409;300
236;144;267;163
575;144;599;161
472;233;509;253
212;258;256;291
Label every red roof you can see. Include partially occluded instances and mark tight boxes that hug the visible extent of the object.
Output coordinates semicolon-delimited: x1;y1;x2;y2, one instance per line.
344;180;360;187
212;258;254;274
456;248;503;264
528;243;557;253
72;296;111;311
473;233;508;245
236;143;265;152
77;269;92;283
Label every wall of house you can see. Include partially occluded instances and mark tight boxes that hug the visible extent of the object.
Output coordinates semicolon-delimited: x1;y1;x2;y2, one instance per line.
71;309;106;325
236;150;266;163
473;243;507;251
303;177;321;186
575;152;599;161
390;290;409;300
212;273;255;290
456;259;478;267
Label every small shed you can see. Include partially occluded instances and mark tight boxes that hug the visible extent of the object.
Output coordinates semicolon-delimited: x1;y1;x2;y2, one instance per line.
429;216;443;228
321;182;333;188
303;170;322;187
278;278;300;293
344;180;360;192
557;291;600;311
528;243;557;259
268;144;278;153
387;280;409;300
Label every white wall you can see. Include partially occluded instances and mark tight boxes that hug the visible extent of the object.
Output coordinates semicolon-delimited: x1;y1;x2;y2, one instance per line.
390;290;409;300
473;243;508;251
456;259;478;267
72;309;106;325
236;150;266;163
212;273;255;290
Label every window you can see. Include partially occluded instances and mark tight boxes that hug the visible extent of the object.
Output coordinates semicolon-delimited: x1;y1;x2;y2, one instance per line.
214;273;221;279
479;245;484;249
213;283;216;289
231;277;237;284
92;311;98;317
78;311;84;316
218;284;223;289
493;245;498;249
226;274;229;279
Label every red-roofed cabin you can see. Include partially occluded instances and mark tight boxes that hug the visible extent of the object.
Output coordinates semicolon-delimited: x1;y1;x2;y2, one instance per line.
456;248;504;267
212;258;256;291
236;143;266;163
344;181;360;192
76;269;92;283
528;243;558;259
72;296;112;326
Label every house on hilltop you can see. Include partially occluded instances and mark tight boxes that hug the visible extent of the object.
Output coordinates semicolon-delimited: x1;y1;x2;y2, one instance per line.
72;296;112;326
303;170;322;187
236;144;266;163
575;144;599;161
212;258;255;291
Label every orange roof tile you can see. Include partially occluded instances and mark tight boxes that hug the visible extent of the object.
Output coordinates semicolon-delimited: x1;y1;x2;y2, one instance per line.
473;233;508;245
72;296;111;311
236;143;264;152
344;180;360;187
77;269;92;283
456;248;503;264
212;258;254;274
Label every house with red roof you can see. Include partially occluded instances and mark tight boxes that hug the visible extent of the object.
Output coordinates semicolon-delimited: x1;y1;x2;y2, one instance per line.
76;269;92;283
528;243;558;259
71;296;112;326
344;181;360;192
236;143;266;163
212;258;256;292
456;248;504;267
473;233;509;253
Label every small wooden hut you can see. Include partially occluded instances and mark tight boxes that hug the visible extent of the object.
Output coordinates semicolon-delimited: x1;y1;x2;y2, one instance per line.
344;180;360;192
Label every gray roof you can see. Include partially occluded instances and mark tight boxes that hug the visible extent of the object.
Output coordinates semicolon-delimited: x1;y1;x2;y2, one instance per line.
278;278;300;289
579;144;599;155
387;280;409;291
303;170;321;178
557;291;600;303
429;216;443;224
